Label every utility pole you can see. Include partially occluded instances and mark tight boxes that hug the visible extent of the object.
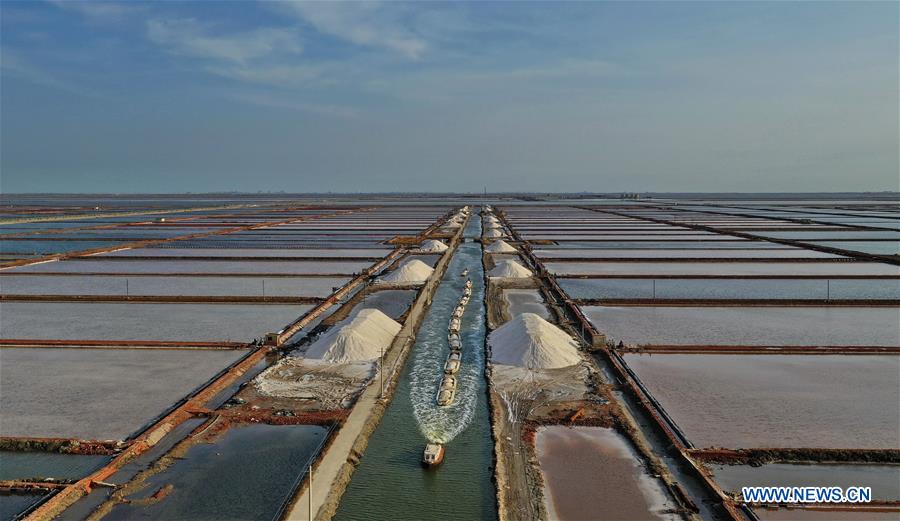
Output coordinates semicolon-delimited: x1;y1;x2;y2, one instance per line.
125;279;129;297
262;279;266;298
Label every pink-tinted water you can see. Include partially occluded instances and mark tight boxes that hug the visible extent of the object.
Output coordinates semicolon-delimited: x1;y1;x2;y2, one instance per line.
623;354;900;449
536;426;677;521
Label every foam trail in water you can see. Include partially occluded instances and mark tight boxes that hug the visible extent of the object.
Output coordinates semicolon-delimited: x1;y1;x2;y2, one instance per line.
409;229;486;444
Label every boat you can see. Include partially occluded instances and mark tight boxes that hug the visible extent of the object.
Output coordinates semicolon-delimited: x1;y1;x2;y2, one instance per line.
448;332;460;342
444;357;460;374
449;337;462;351
440;375;457;391
465;279;472;288
448;351;461;361
461;269;468;277
449;318;461;332
422;443;444;466
437;388;456;406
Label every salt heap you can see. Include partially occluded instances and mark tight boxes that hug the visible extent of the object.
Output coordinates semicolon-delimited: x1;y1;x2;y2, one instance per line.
488;313;581;369
489;259;532;278
485;240;517;253
418;239;449;253
305;309;401;363
484;228;505;238
379;259;434;284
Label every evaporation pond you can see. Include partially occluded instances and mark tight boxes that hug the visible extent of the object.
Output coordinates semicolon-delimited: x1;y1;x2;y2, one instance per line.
558;278;900;300
352;289;417;320
503;289;549;319
536;426;677;521
105;424;327;521
0;451;108;480
0;302;311;341
0;348;245;439
584;306;900;346
622;354;900;449
12;259;371;275
0;275;348;297
710;463;900;501
1;492;45;521
546;261;900;276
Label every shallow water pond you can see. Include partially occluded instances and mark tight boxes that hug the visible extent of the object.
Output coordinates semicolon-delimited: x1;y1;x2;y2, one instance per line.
584;305;900;346
536;426;678;521
623;354;900;449
105;424;328;521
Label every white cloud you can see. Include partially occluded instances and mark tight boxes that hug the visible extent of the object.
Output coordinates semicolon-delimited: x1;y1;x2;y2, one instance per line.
48;0;140;21
280;2;426;59
147;18;301;65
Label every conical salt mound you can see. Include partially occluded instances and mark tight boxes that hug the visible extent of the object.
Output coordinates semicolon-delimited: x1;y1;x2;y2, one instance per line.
306;309;401;363
489;313;581;369
488;260;532;279
379;259;434;284
486;240;517;253
489;259;532;278
419;239;448;253
484;228;504;238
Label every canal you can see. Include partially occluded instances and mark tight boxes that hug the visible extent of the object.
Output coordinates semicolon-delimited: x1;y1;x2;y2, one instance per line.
334;212;497;521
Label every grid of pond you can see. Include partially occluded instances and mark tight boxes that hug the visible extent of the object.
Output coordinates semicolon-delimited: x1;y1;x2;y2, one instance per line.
102;424;328;521
102;248;391;258
0;347;246;439
0;275;349;297
709;463;900;501
559;278;900;300
547;261;900;276
535;248;841;259
622;354;900;449
0;451;109;481
11;259;371;275
0;302;312;341
584;305;900;346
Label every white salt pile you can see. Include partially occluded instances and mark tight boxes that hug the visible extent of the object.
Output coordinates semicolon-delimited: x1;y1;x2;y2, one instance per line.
484;228;505;238
378;259;434;284
485;240;518;253
418;239;449;253
489;259;533;278
489;313;581;369
305;309;401;363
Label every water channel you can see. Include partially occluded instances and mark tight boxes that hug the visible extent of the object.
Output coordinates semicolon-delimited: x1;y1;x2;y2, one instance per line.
334;212;497;521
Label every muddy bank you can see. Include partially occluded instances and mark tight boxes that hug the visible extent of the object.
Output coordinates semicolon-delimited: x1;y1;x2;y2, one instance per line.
692;448;900;466
0;439;120;456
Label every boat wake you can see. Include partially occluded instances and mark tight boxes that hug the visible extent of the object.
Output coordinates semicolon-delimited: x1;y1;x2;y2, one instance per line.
409;242;486;444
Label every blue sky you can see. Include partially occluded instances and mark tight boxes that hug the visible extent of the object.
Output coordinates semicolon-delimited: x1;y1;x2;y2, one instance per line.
1;1;897;193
